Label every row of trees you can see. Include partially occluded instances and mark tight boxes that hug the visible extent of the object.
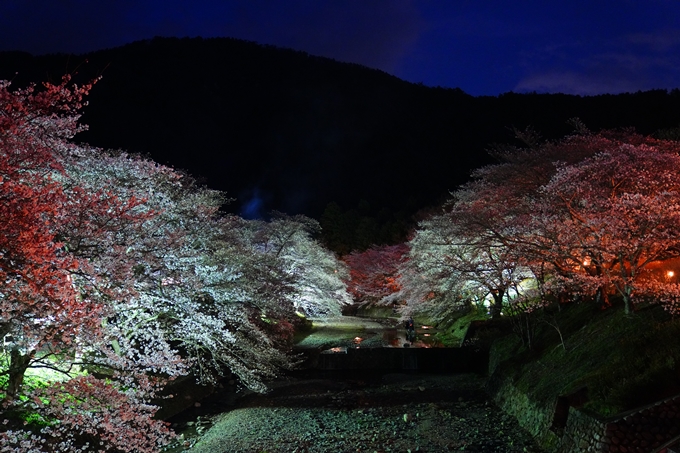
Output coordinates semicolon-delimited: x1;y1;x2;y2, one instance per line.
398;125;680;324
343;126;680;330
0;78;350;452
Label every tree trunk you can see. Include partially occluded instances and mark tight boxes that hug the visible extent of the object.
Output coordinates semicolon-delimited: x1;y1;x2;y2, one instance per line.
595;286;610;308
592;263;610;308
490;290;504;319
3;349;32;404
618;254;634;315
622;286;633;315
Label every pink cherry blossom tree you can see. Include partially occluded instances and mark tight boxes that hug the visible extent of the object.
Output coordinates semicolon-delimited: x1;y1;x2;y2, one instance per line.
535;139;680;314
0;78;178;452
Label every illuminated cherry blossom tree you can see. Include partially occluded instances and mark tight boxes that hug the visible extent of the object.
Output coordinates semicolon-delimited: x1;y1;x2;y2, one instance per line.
64;153;349;391
404;205;530;319
404;128;680;326
534;138;680;314
0;78;177;452
0;77;351;452
342;243;408;304
242;214;351;318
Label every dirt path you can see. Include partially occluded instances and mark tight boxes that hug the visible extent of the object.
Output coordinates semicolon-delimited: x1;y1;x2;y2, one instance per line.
171;373;543;453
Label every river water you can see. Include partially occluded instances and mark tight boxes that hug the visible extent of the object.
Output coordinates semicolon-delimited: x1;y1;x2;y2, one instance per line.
294;315;444;351
378;321;443;348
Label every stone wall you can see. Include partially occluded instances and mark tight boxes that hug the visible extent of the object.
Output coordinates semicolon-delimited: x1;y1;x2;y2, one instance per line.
490;378;680;453
601;396;680;453
491;377;561;450
558;408;608;453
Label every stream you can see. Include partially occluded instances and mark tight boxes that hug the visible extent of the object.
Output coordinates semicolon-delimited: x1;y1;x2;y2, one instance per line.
293;315;445;352
166;372;542;453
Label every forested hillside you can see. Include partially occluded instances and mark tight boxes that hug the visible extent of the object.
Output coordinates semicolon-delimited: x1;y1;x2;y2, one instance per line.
2;36;680;247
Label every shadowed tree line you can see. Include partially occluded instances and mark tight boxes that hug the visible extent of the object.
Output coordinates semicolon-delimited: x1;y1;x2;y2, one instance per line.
319;199;420;255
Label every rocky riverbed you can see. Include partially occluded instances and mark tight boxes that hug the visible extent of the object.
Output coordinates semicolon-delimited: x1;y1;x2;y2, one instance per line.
168;372;543;453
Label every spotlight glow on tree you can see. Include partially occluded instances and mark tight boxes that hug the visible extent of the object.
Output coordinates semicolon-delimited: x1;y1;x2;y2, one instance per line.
0;77;351;452
400;127;680;325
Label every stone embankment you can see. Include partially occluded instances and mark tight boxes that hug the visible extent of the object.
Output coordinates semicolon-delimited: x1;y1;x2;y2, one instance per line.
168;314;680;452
489;377;680;453
558;394;680;453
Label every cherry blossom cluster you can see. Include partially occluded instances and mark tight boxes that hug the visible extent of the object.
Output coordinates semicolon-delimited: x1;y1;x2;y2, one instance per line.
401;127;680;320
0;77;350;452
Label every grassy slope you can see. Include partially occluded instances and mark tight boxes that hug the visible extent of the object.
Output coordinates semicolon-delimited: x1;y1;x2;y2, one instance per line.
488;300;680;417
433;308;491;347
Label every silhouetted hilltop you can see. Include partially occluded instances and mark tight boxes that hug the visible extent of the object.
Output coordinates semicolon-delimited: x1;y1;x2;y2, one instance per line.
1;36;679;221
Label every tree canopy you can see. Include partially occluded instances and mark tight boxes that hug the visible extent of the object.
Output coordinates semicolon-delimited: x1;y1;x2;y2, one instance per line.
0;78;351;452
401;128;680;322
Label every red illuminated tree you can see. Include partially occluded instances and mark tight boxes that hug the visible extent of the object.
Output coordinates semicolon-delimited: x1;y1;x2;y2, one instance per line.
0;77;106;401
342;243;409;303
402;127;680;325
0;78;178;452
441;129;680;313
0;76;352;452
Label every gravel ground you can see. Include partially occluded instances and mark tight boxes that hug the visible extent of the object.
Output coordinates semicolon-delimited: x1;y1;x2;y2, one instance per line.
171;373;543;453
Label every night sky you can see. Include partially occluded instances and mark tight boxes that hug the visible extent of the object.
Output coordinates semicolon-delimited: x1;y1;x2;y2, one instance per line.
1;0;679;96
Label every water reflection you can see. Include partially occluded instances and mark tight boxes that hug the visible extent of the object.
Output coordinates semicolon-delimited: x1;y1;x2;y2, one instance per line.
381;324;443;348
301;315;446;351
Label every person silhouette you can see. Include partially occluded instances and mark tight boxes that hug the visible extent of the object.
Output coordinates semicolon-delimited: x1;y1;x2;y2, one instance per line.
405;317;415;343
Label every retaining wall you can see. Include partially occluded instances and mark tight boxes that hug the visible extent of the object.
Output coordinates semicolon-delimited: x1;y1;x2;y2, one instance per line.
491;377;680;453
305;346;488;373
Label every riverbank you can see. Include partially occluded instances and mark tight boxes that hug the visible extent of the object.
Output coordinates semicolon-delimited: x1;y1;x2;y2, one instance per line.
481;301;680;451
173;373;542;453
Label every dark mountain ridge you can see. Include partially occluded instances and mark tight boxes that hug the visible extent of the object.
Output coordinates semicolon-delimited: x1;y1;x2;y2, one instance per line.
1;36;679;220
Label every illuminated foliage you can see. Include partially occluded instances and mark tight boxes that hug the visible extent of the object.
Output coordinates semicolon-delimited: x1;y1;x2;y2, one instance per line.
243;214;352;318
342;244;408;304
403;128;680;324
0;77;176;452
534;136;680;313
0;78;351;452
404;207;529;319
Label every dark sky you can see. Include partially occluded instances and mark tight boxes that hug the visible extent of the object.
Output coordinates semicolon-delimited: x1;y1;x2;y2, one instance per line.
1;0;679;96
